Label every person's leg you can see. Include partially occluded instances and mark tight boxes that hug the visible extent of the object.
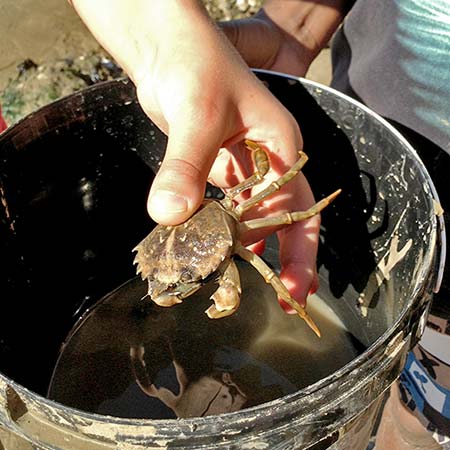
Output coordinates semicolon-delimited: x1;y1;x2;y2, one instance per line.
374;383;443;450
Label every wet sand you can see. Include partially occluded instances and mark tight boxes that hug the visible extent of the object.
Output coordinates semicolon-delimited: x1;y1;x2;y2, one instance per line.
0;0;100;90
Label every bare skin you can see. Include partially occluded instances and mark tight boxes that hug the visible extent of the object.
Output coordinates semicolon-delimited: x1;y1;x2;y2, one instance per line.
220;0;351;77
374;384;443;450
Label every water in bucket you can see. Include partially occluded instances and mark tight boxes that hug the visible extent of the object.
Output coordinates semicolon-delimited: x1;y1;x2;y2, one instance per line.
48;262;363;419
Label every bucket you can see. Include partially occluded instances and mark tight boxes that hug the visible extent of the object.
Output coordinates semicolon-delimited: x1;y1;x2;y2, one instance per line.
0;71;443;450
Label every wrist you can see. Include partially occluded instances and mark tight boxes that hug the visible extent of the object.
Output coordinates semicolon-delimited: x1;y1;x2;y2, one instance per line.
130;1;223;85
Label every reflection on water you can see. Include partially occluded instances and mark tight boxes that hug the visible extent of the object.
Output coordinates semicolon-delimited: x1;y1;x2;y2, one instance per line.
48;261;364;419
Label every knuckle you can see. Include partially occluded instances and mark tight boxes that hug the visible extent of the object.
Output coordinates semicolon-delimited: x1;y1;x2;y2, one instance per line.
159;158;204;184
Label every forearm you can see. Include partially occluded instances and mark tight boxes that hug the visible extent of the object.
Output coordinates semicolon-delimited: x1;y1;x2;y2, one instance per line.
70;0;216;83
262;0;352;63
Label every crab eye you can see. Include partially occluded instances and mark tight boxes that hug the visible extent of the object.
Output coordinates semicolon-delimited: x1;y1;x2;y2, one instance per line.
180;270;192;282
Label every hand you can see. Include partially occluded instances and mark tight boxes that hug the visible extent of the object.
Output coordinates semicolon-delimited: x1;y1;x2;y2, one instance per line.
219;9;315;77
72;0;320;306
220;0;349;77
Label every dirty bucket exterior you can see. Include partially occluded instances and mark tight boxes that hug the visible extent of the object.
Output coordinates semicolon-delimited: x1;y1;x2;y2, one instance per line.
0;72;443;449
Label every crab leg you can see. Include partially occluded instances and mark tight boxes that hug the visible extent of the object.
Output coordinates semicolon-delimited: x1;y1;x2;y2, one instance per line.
220;141;270;209
240;189;342;233
235;244;321;337
235;151;309;216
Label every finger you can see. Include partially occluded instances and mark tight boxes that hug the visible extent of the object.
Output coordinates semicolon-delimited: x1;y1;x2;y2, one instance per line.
208;147;246;190
147;128;222;225
278;212;321;310
235;140;320;310
246;239;266;256
252;139;319;310
240;201;320;312
240;202;320;312
208;143;259;199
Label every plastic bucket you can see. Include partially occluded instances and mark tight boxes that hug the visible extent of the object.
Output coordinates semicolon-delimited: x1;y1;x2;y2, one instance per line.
0;71;443;449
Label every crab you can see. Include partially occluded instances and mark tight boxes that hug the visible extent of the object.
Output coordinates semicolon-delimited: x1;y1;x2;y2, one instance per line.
133;140;341;337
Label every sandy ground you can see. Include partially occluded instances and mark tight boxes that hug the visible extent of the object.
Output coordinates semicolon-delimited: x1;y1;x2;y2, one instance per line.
0;0;100;90
0;0;103;121
0;0;331;124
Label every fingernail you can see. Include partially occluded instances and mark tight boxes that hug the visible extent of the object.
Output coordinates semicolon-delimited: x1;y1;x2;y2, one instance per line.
148;189;188;216
308;286;318;297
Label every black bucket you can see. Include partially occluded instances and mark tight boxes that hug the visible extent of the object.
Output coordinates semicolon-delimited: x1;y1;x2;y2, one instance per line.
0;71;443;449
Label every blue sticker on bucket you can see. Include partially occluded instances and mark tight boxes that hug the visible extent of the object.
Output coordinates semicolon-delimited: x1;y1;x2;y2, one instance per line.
402;352;450;419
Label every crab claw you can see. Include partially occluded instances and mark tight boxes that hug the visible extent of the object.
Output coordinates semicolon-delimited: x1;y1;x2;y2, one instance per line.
150;281;203;308
152;293;183;308
206;287;241;319
206;260;241;319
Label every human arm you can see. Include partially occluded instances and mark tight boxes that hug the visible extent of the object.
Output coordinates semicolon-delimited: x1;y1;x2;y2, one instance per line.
71;0;321;306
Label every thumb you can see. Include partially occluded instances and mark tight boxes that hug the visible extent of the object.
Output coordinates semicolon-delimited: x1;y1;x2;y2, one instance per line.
147;130;220;225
